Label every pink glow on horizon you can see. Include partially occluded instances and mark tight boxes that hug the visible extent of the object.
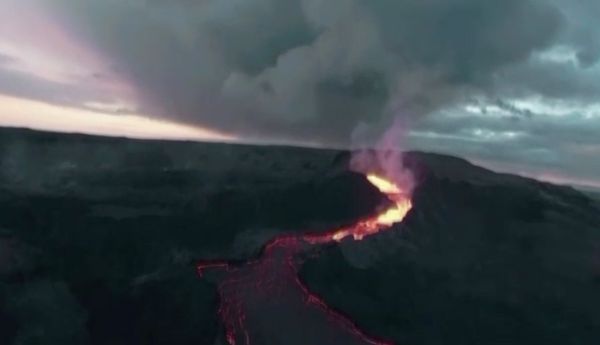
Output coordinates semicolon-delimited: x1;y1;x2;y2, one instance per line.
0;0;139;108
2;1;102;80
0;95;236;142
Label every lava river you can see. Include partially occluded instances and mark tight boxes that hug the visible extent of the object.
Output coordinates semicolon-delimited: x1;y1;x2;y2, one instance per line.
197;174;412;345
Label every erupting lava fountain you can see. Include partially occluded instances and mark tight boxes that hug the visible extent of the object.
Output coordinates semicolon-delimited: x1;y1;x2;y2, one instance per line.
307;173;412;244
197;171;413;345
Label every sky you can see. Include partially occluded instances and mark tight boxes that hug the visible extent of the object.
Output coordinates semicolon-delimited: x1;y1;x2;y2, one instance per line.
0;0;599;188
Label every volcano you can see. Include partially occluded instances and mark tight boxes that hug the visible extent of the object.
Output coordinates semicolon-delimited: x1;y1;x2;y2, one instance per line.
1;127;599;345
197;173;411;345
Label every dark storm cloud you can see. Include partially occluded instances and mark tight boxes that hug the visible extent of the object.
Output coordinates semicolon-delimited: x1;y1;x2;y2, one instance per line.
408;102;600;184
553;0;600;68
56;0;564;145
497;57;600;102
487;0;600;102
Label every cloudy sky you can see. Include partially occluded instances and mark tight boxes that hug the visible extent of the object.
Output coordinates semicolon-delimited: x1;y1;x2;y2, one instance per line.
1;0;599;187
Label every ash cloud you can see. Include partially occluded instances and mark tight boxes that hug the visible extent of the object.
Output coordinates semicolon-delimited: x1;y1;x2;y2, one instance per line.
57;0;564;145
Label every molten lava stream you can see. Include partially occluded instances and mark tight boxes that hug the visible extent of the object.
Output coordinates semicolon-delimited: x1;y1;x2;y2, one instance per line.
197;174;412;345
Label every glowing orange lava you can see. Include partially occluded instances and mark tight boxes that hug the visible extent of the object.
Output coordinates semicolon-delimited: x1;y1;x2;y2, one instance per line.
310;174;412;243
367;173;412;224
366;174;402;194
197;172;413;345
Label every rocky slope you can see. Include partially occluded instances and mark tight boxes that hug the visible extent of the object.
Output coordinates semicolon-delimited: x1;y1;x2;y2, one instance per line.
1;128;598;345
301;152;600;345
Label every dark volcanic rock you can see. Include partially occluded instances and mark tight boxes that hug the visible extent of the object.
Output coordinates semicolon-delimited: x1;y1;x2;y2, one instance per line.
1;128;599;345
0;128;384;345
301;152;600;345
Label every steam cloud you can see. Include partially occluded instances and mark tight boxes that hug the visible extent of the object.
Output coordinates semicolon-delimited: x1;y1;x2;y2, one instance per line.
58;0;564;146
350;118;415;194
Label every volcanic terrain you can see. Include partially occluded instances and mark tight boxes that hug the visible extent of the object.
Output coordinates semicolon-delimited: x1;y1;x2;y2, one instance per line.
1;128;599;345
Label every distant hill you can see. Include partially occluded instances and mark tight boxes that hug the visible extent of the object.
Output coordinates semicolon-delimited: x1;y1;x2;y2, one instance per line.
579;187;600;202
1;127;598;345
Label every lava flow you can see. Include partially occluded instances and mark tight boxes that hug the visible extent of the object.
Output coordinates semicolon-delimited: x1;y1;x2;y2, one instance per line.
197;173;412;345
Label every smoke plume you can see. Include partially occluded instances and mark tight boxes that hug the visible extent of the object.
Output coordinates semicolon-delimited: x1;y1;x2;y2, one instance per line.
57;0;563;146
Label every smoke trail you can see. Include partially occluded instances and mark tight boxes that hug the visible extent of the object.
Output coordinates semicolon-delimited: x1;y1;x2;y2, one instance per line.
350;118;414;196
